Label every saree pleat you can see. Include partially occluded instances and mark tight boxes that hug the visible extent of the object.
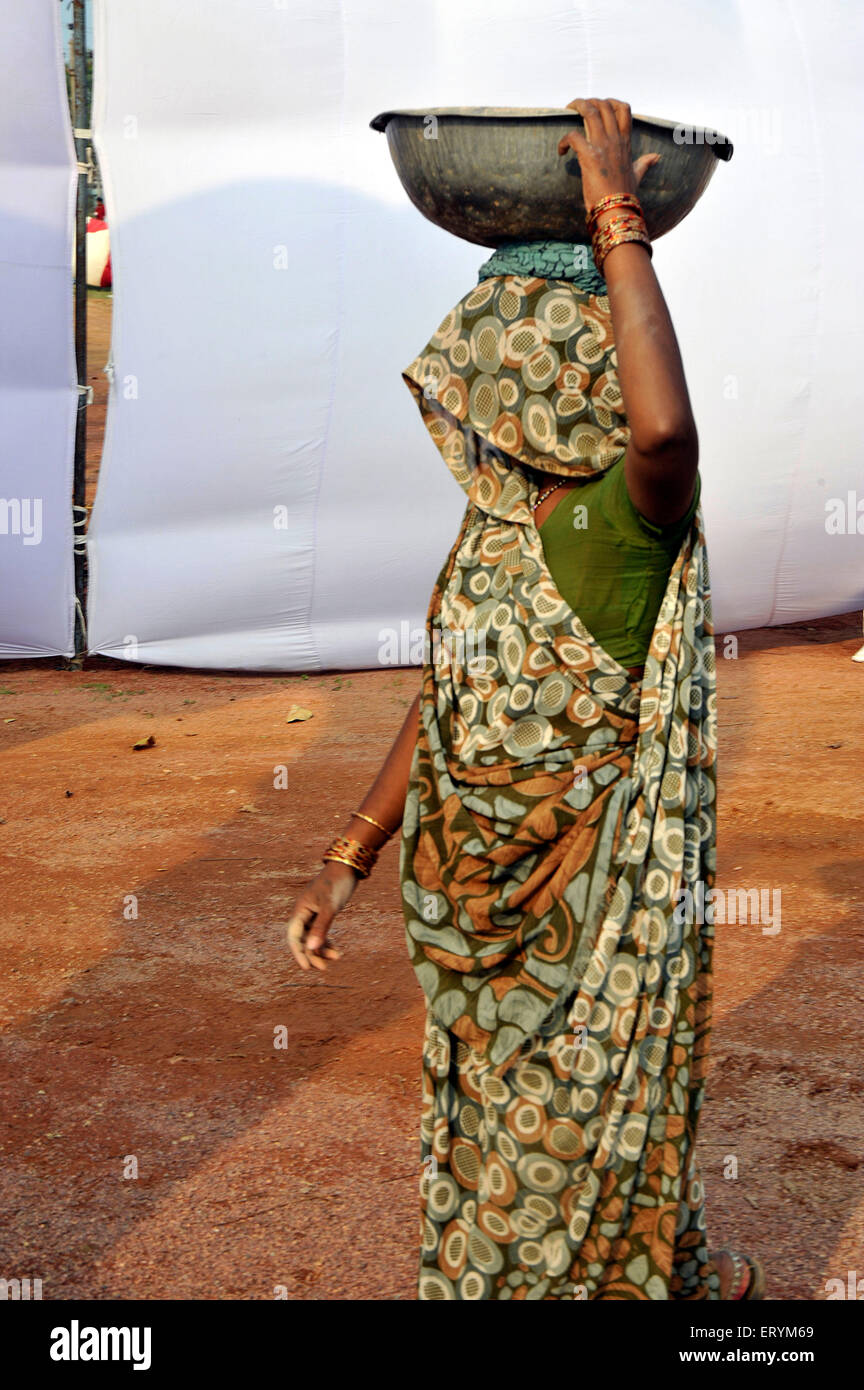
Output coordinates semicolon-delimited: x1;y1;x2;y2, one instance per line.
399;274;720;1300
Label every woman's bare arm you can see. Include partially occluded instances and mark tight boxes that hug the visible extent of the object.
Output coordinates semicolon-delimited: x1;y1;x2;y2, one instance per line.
345;689;421;848
286;689;421;971
559;97;699;525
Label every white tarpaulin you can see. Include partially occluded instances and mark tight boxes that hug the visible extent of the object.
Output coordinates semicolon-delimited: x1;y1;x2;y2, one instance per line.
87;0;864;671
0;0;77;658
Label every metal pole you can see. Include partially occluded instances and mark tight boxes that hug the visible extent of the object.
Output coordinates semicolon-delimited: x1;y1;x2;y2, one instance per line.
71;0;89;662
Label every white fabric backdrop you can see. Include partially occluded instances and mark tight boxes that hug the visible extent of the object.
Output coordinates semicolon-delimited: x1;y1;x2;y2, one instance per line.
87;0;864;671
0;0;77;658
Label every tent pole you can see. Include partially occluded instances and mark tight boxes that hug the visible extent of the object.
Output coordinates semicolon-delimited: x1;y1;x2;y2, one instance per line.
71;0;89;663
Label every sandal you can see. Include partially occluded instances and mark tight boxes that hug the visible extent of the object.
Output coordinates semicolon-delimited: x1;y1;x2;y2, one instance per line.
712;1248;767;1300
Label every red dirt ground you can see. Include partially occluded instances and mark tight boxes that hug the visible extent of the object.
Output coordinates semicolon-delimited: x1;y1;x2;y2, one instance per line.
0;295;861;1300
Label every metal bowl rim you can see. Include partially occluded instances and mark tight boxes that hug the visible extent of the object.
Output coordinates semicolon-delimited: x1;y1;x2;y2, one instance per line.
369;106;732;159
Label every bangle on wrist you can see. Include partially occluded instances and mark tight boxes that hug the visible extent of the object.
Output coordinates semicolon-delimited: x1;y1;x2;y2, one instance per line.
351;809;398;838
322;835;378;879
585;191;651;274
586;191;643;234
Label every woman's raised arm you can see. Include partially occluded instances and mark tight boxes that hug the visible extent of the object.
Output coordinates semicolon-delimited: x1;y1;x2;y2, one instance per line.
559;97;699;525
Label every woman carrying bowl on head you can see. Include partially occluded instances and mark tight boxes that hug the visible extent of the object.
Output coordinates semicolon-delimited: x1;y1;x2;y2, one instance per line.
287;97;764;1302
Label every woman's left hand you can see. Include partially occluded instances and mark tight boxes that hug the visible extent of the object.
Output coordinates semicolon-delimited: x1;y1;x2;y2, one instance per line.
557;98;661;212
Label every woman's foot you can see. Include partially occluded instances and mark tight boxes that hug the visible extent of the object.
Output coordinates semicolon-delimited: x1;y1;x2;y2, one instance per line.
712;1248;766;1300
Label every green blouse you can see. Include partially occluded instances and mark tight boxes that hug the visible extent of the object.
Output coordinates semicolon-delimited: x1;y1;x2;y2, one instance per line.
537;455;701;669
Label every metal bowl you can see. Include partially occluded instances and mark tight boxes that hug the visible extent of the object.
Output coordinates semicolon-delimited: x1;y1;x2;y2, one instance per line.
369;106;732;248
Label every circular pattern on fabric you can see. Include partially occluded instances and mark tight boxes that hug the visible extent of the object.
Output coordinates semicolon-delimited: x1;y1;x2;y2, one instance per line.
451;1138;482;1189
502;717;551;759
607;955;640;1005
644;958;662;991
522;345;561;393
439;1221;468;1279
524;1193;559;1225
496;372;526;414
461;280;497;314
667;945;696;987
642;1038;667;1074
468;373;500;429
523;394;558;452
480;1073;510;1106
535;672;572;718
535;288;584;342
568;691;602;724
435;368;470;414
427;1173;460;1222
504;319;546;365
516;1152;568;1194
467;1228;504;1274
485;1152;517;1206
611;1001;638;1049
497;285;526;321
552;1085;570;1115
643;866;671;906
507;1097;546;1143
419;1269;457;1300
513;1063;555;1105
467;570;492;598
458;1102;482;1139
470;317;506;373
430;307;464;350
655;816;685;869
568;1208;591;1244
477;1203;513;1244
511;1209;546;1238
573;1084;599;1117
507;681;535;715
459;1269;489;1300
496;1130;521;1166
543;1118;585;1160
517;1240;546;1267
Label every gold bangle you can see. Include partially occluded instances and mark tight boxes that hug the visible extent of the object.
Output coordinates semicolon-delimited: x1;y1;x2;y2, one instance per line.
351;810;396;838
592;212;651;272
322;851;367;877
322;835;378;879
593;227;652;273
326;836;378;869
586;191;643;233
591;211;647;246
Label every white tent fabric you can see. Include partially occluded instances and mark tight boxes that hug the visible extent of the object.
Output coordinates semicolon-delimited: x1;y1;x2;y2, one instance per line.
0;0;77;658
87;0;864;672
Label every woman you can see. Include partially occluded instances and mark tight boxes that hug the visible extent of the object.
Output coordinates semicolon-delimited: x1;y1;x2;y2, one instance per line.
287;97;764;1302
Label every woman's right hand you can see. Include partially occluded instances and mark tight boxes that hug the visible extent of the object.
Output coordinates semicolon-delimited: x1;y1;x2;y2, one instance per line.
285;860;358;972
557;98;660;212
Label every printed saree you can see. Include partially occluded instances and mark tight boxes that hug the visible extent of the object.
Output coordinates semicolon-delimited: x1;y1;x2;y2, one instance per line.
399;267;720;1300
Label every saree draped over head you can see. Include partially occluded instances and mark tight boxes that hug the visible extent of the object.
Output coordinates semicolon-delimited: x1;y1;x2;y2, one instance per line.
399;244;720;1300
